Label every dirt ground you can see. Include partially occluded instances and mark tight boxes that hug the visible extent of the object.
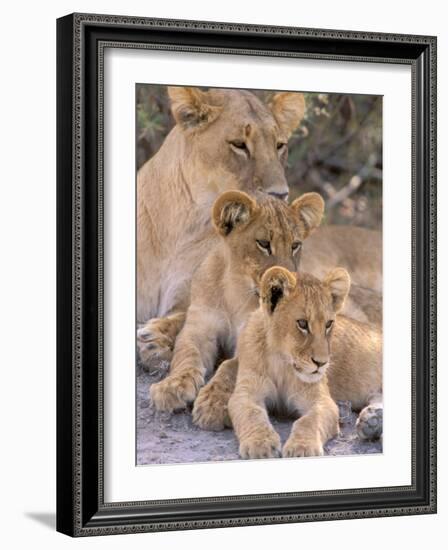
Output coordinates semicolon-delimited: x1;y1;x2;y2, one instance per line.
137;362;382;465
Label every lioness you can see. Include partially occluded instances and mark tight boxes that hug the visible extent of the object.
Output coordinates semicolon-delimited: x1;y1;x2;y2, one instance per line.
137;86;382;370
302;226;382;294
149;190;325;412
137;86;305;328
194;267;383;447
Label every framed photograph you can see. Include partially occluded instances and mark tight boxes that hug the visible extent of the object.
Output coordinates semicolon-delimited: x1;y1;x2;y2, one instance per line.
56;13;437;536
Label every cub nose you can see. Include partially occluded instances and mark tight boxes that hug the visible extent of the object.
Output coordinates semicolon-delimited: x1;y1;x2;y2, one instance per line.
311;358;327;369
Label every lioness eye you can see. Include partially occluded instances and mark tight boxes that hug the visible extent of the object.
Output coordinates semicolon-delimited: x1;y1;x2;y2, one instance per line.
326;320;334;330
292;241;302;254
230;140;248;153
256;239;272;255
297;319;309;332
277;142;287;151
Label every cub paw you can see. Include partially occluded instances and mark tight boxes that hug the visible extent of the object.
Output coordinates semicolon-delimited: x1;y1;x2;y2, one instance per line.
356;405;383;441
239;430;281;460
192;385;231;431
150;373;202;412
282;436;323;458
137;319;174;372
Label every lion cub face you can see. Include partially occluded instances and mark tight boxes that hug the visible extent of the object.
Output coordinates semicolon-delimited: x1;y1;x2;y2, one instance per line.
212;191;324;293
260;267;351;383
168;87;305;200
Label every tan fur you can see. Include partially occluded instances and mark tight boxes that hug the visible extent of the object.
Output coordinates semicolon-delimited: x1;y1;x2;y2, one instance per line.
137;86;382;370
150;191;325;412
137;87;306;325
226;267;382;458
192;357;237;431
342;284;382;327
301;225;382;292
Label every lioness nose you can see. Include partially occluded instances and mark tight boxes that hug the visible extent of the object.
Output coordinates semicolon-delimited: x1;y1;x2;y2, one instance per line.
311;358;327;369
268;191;289;201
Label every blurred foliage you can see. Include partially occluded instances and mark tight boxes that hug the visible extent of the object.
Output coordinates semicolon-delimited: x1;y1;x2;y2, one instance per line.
136;85;382;229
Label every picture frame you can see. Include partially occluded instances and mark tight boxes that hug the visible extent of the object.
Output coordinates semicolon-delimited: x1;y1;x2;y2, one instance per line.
56;12;437;537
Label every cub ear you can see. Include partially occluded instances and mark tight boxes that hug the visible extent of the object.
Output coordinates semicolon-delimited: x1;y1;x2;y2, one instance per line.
212;191;257;237
291;192;325;238
269;92;306;138
167;86;221;129
324;268;351;313
261;267;297;314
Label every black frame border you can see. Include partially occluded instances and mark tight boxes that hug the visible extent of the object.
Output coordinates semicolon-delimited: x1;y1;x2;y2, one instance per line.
56;13;437;537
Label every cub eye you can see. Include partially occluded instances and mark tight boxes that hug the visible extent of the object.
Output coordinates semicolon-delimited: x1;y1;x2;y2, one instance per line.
326;320;334;331
256;239;272;255
297;319;309;332
292;241;302;254
277;142;287;152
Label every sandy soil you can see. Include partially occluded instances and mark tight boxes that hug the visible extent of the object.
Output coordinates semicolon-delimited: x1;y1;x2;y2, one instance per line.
137;363;382;465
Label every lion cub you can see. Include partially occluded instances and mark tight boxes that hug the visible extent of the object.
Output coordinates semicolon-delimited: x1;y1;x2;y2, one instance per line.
150;190;324;412
227;266;382;459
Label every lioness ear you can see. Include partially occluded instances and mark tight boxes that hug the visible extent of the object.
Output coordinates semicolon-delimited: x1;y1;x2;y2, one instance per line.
324;268;351;313
269;92;306;138
212;191;257;237
261;267;296;314
291;192;325;238
168;86;221;129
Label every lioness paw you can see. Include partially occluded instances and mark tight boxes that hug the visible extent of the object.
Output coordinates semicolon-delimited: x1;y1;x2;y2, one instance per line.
239;431;281;460
282;436;324;458
137;319;174;373
150;373;202;412
356;405;383;441
192;385;231;431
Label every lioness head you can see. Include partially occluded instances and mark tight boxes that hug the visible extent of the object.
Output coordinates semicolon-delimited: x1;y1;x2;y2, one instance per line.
212;191;324;293
260;267;351;383
168;86;305;201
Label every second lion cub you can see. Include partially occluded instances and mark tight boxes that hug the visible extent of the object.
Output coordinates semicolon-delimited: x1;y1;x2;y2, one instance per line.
150;190;324;412
228;266;382;459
